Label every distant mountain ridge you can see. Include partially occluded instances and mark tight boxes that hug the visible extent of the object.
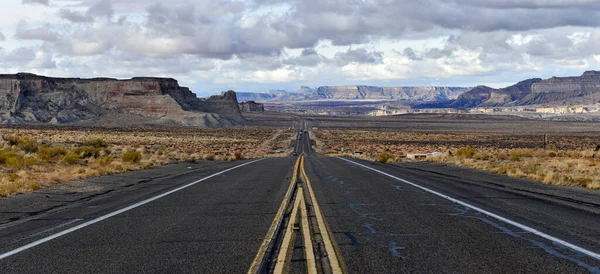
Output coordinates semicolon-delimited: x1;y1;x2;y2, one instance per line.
448;78;543;108
231;85;471;102
442;71;600;108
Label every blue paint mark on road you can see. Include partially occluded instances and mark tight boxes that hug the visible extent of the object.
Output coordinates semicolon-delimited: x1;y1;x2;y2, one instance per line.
363;223;377;233
361;223;421;237
474;216;599;273
348;203;382;220
342;232;360;246
348;203;404;220
387;241;407;259
424;203;600;273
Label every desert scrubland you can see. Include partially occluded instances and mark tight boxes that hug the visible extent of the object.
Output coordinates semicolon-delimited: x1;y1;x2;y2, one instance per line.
312;129;600;190
308;114;600;190
0;126;296;197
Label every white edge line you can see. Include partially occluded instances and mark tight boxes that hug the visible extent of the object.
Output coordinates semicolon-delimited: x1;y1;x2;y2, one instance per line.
0;158;264;260
337;157;600;261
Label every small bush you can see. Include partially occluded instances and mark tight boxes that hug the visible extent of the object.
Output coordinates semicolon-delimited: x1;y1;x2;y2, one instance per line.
61;153;80;165
18;137;39;153
3;135;39;153
98;156;113;166
37;146;51;162
28;182;41;190
4;135;20;146
74;146;101;158
24;157;36;167
8;173;20;181
38;145;55;162
233;151;243;160
156;150;165;156
377;152;392;163
510;149;533;161
509;151;522;161
83;138;109;148
205;154;215;161
456;147;477;158
6;156;24;170
575;177;592;187
0;149;18;164
122;149;142;163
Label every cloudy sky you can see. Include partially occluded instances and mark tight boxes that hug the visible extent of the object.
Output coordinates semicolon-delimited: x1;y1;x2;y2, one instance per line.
1;0;600;96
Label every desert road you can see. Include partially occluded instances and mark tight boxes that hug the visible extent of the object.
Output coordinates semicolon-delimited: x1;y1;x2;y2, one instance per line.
0;126;599;273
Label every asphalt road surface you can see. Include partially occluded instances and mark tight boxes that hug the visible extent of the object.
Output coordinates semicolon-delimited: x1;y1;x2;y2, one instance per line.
0;126;599;273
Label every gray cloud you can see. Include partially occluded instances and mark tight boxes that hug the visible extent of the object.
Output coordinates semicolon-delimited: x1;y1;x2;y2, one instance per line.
0;32;5;41
453;0;600;9
283;48;326;67
22;0;49;6
0;47;55;69
5;0;600;92
0;48;36;64
334;48;383;66
60;0;114;23
15;20;59;41
87;0;114;19
59;9;94;23
403;48;422;61
224;55;284;71
40;0;600;62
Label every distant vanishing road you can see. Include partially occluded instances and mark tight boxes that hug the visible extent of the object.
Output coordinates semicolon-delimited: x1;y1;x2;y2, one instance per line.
1;123;599;273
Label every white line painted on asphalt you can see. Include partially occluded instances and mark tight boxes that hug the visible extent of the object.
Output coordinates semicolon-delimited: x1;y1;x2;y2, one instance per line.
337;157;600;261
0;159;265;260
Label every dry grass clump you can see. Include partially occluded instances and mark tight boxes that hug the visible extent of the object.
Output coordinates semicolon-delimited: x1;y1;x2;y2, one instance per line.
377;152;393;163
122;150;142;163
0;126;294;197
312;129;600;190
456;147;477;158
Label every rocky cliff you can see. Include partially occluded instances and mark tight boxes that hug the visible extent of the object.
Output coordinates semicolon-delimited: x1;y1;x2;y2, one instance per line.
233;85;469;102
0;73;243;127
517;71;600;105
446;71;600;108
448;78;542;108
238;101;265;112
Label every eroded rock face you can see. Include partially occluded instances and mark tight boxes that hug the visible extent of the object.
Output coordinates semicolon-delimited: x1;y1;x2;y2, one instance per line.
448;78;542;108
239;101;265;112
0;73;243;127
531;71;600;94
430;71;600;108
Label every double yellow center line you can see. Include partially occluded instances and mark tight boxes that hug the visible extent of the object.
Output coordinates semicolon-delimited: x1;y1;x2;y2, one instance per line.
248;156;345;274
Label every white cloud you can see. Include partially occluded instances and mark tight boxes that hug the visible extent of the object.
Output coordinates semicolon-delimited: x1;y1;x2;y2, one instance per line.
1;0;600;95
26;50;56;69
